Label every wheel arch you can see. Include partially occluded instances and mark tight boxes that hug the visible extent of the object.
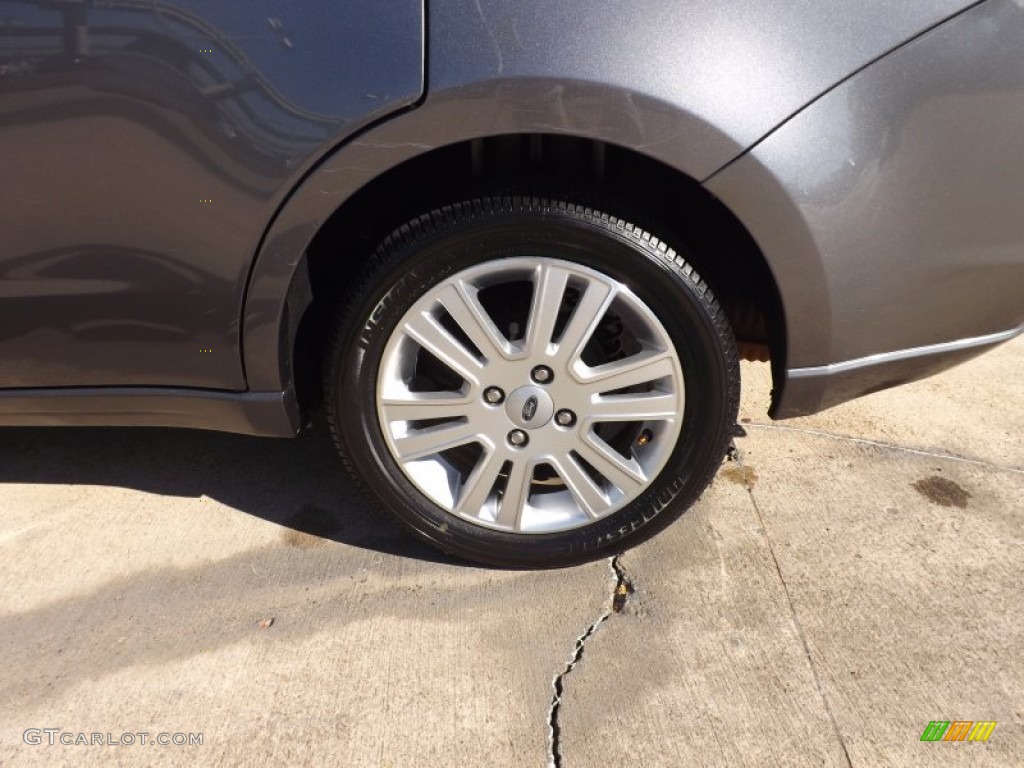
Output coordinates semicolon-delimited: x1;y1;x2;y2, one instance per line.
240;81;796;418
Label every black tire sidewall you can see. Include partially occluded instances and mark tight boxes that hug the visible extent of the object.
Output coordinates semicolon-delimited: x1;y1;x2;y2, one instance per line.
332;201;737;567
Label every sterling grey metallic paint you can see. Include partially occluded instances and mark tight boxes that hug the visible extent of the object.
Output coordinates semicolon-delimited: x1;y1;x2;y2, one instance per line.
0;0;423;390
1;0;1022;433
706;0;1024;415
244;0;991;394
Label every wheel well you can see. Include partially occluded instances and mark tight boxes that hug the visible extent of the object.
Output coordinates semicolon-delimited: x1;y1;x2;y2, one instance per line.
292;134;785;415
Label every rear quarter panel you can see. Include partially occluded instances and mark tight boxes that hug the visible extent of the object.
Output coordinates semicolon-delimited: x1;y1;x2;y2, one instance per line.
244;0;976;391
706;0;1024;415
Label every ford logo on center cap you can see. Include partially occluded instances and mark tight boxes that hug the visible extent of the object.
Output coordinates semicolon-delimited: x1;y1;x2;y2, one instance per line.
522;395;538;422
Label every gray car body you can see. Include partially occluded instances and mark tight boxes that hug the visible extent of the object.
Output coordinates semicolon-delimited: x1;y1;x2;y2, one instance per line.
0;0;1021;432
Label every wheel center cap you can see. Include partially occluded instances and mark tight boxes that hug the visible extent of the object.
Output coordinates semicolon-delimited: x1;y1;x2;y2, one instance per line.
505;385;554;430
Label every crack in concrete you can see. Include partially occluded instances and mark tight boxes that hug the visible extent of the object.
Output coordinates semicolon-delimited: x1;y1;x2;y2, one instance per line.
546;555;632;768
730;445;854;768
744;422;1024;475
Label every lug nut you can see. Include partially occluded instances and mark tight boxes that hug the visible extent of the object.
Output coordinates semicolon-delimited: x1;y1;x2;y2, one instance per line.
531;365;553;384
483;386;505;404
555;409;576;427
508;429;529;447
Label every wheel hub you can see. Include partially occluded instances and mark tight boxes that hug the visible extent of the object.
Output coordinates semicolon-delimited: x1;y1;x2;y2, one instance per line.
376;256;685;534
504;385;553;430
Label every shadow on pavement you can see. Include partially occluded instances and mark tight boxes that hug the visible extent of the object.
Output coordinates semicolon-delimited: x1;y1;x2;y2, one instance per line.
0;418;460;566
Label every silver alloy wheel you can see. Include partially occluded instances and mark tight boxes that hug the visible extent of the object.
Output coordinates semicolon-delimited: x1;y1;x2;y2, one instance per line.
376;257;685;534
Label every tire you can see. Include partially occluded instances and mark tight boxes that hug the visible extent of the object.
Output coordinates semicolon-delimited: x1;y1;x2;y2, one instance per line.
325;196;739;568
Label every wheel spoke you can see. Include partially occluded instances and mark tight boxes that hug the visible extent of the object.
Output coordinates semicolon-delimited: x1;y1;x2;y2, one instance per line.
587;391;678;422
524;264;570;357
402;309;484;384
578;348;675;393
380;392;472;423
575;436;646;495
454;448;505;516
436;282;512;363
495;458;532;530
392;420;482;462
557;278;616;362
551;453;608;518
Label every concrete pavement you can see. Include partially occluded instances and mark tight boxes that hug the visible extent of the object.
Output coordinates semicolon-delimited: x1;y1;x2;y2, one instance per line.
1;338;1021;767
